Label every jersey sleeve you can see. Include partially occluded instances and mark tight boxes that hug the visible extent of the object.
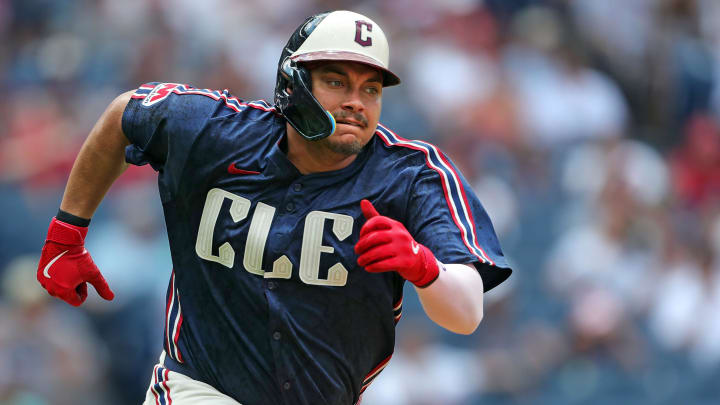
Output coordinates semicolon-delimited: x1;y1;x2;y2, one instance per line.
406;154;512;292
123;83;210;169
121;82;239;199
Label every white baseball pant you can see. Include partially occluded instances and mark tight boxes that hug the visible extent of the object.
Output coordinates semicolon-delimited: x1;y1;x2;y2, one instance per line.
142;351;242;405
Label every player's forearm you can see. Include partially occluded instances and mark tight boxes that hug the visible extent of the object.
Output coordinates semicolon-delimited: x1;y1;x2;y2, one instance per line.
59;91;133;219
416;263;484;335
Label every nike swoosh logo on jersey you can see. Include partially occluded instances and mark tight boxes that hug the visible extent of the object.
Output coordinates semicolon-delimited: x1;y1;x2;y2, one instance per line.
43;250;69;278
228;163;261;175
411;241;420;255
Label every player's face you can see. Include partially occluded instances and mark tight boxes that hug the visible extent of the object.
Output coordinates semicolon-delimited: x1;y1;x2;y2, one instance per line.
309;61;383;155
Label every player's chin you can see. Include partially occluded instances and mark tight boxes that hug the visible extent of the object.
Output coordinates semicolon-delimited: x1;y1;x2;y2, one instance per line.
335;124;376;143
323;133;366;155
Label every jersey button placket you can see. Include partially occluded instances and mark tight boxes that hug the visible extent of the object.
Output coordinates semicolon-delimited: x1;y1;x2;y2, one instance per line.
283;381;291;390
292;183;302;192
285;202;294;212
267;281;277;290
272;331;282;341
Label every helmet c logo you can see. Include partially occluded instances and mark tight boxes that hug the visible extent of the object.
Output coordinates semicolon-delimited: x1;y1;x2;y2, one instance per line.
355;20;373;47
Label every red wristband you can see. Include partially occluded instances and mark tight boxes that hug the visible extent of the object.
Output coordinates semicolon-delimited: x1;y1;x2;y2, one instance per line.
46;218;87;246
410;244;440;288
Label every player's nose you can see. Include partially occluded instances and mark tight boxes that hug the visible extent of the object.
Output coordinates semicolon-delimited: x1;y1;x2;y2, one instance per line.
340;89;365;113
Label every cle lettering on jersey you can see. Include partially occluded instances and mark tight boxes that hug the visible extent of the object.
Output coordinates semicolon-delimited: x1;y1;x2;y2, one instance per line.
194;189;353;287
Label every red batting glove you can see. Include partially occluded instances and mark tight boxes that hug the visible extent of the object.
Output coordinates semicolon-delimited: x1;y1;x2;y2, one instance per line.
354;200;440;288
36;217;114;306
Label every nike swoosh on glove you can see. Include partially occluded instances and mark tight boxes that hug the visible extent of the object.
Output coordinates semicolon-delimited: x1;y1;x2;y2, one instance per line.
354;199;440;288
37;217;115;306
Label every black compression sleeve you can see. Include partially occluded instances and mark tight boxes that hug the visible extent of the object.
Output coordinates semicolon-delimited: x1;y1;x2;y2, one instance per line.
56;209;91;227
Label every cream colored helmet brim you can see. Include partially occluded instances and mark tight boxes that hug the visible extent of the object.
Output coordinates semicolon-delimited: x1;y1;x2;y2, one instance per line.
289;10;400;86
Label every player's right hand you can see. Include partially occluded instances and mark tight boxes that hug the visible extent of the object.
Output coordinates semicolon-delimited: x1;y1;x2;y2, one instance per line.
355;200;440;288
36;217;114;306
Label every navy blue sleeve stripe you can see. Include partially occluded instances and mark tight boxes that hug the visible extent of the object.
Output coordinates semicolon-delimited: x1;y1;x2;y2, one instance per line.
375;124;494;265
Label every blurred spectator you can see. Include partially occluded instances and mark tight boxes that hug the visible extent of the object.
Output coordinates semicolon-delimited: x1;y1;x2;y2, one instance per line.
550;139;668;310
669;114;720;210
0;90;79;187
504;6;629;149
362;317;484;405
0;256;108;405
82;183;171;404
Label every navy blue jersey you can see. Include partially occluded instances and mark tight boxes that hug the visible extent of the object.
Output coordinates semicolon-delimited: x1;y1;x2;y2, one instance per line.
122;82;512;405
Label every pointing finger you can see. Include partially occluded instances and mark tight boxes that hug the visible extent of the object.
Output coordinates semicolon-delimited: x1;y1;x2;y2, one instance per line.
360;199;380;220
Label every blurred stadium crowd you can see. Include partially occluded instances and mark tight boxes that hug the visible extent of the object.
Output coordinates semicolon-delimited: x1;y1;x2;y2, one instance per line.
1;0;720;404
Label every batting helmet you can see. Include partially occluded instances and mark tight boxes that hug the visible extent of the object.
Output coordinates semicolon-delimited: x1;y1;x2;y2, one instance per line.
274;10;401;141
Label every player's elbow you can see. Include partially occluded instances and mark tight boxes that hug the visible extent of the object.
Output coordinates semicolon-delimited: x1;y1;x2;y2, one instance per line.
442;301;483;335
456;305;484;335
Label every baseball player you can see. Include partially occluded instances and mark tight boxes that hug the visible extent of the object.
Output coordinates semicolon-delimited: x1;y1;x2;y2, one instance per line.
36;10;512;405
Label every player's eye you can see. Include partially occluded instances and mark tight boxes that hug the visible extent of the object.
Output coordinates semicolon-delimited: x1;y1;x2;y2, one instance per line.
327;79;343;87
365;86;380;95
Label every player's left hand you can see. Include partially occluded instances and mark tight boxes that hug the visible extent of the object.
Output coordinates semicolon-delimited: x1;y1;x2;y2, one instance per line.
355;199;439;287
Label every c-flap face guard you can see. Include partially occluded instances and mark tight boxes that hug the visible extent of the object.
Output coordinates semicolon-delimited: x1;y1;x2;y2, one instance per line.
281;59;335;141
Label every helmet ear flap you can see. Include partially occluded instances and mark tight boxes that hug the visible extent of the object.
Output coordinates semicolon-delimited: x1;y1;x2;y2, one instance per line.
280;61;336;141
274;12;336;141
278;60;293;95
280;58;293;84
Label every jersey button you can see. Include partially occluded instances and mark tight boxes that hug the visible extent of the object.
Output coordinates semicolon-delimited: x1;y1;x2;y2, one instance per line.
283;381;291;390
285;203;294;212
273;331;282;341
267;281;277;290
293;183;302;192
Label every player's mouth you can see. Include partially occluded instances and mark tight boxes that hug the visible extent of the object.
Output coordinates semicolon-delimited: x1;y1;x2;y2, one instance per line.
333;111;368;128
336;119;365;128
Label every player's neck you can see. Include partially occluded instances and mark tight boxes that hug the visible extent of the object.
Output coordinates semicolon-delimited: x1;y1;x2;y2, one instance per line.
285;125;358;175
